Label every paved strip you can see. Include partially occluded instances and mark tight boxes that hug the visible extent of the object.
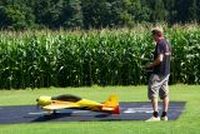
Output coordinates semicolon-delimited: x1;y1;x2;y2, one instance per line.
0;102;185;124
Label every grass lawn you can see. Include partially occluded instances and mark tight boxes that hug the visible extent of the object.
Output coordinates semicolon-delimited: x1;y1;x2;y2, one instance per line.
0;84;200;134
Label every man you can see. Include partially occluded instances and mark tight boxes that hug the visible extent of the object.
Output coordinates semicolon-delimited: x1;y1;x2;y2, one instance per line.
146;27;171;122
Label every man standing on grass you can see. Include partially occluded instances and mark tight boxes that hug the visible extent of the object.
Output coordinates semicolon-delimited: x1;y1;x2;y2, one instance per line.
145;27;171;122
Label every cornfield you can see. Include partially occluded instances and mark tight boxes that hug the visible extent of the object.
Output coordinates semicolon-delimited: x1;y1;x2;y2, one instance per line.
0;27;199;89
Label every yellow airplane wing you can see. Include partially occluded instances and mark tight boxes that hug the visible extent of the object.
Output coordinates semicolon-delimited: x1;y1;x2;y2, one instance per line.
43;101;79;110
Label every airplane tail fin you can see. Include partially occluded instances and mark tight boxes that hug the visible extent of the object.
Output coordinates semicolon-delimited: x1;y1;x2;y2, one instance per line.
102;94;120;114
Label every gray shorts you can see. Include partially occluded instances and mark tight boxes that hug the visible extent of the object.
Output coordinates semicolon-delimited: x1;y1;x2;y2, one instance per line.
148;74;170;100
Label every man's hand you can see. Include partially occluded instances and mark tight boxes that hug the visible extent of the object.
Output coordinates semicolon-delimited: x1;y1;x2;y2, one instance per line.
146;64;153;69
143;64;153;73
146;54;163;69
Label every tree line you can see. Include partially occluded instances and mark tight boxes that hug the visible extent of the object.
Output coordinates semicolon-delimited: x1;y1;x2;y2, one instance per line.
0;0;200;30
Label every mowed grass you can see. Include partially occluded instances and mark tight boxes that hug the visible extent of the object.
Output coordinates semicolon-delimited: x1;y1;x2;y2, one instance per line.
0;84;200;134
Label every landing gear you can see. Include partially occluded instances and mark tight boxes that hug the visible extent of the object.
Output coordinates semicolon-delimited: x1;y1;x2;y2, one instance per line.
53;110;57;114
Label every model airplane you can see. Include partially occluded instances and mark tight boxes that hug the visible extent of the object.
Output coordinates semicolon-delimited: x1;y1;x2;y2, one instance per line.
36;94;120;114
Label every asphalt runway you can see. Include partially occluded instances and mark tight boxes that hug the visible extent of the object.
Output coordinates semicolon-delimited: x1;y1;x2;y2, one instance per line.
0;102;185;124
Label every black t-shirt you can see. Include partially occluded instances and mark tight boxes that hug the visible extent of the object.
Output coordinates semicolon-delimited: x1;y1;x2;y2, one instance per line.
153;39;171;76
